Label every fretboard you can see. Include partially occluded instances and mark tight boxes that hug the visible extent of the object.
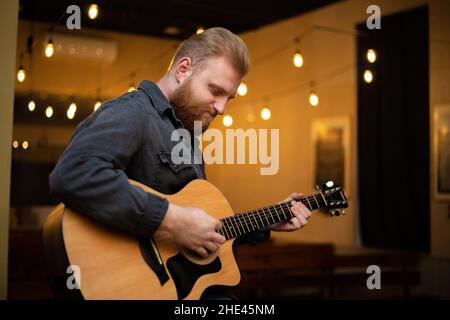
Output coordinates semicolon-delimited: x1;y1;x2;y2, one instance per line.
218;193;327;240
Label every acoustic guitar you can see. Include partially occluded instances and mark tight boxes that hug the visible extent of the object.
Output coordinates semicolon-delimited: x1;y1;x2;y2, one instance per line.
43;178;348;300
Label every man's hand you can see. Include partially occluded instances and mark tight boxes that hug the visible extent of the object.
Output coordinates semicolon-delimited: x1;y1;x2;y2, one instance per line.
270;192;312;232
160;203;226;258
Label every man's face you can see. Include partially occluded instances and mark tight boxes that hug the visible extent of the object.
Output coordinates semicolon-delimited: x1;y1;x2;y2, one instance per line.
170;56;241;134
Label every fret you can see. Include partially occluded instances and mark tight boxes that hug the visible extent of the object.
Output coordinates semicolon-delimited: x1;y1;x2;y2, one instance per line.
264;206;276;225
251;210;261;229
247;212;258;231
319;191;328;207
272;204;282;223
220;219;230;239
223;217;235;238
313;195;320;208
259;207;271;227
277;203;289;221
234;214;244;234
281;202;293;220
243;213;254;232
240;214;251;232
232;216;244;237
304;197;312;210
257;209;265;228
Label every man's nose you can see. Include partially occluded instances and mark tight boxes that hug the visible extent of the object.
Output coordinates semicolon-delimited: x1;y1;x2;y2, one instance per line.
213;99;227;115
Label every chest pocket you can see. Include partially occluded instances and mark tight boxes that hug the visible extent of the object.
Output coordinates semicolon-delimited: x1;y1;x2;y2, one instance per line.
155;151;198;193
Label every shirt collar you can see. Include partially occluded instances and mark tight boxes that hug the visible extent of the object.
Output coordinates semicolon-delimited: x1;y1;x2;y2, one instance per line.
138;80;172;115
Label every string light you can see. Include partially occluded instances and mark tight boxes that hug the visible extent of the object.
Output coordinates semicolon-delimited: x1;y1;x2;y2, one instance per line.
17;53;25;82
88;4;99;20
45;39;54;58
309;92;319;107
246;113;255;123
367;49;377;63
12;141;19;149
45;106;54;118
67;101;77;119
237;81;247;96
223;115;233;127
17;66;26;82
308;82;319;107
261;107;271;120
128;85;136;92
364;70;373;83
22;141;29;150
28;100;36;111
293;38;304;68
293;52;304;68
196;27;205;34
94;100;102;111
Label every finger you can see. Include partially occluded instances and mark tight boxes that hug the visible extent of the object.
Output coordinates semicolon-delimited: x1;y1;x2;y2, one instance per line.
215;219;223;230
291;192;304;200
290;217;301;229
196;247;209;258
204;241;218;253
300;205;312;218
210;232;226;244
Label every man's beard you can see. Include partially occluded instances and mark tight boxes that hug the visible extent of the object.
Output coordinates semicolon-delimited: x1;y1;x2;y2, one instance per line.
170;79;216;135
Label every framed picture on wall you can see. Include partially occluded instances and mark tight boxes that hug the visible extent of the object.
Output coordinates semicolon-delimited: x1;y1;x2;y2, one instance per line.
433;104;450;201
311;117;350;195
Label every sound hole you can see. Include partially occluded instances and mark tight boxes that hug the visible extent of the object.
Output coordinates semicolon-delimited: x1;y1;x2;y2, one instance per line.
166;252;221;299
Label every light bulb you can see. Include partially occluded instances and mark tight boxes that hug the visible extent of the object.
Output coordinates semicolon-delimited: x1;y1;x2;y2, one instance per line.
261;107;271;120
28;100;36;111
364;70;373;83
223;115;233;127
45;41;54;58
88;4;99;20
68;102;77;113
67;110;75;120
309;92;319;107
94;100;102;112
196;27;205;34
367;49;377;63
22;141;29;150
237;82;247;96
17;67;26;82
45;106;54;118
128;85;136;92
293;52;304;68
12;141;19;149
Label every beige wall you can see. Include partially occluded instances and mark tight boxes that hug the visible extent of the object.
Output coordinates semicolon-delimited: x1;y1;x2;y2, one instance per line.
1;0;19;300
12;0;449;258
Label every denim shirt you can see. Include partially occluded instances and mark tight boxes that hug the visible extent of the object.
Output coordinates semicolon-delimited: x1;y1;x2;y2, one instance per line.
49;80;269;244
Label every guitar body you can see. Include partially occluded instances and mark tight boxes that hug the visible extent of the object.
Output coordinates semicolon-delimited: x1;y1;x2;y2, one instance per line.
43;179;241;300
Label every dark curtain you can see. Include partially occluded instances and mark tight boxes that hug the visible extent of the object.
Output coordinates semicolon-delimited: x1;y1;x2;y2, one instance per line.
357;6;430;252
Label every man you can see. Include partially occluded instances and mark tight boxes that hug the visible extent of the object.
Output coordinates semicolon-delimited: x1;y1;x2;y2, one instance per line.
49;27;311;298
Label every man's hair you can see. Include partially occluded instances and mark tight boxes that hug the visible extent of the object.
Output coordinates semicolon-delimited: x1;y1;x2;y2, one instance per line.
170;27;249;77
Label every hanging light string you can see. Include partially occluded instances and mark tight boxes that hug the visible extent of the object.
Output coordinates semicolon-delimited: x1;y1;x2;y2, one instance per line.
240;63;355;106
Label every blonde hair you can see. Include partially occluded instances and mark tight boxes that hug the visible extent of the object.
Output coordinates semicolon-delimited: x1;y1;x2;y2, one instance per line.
170;27;249;77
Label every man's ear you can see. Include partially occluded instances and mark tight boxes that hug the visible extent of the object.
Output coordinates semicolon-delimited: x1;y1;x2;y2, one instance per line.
175;57;193;83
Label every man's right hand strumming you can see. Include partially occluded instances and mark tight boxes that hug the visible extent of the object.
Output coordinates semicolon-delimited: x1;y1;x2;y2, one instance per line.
160;203;226;258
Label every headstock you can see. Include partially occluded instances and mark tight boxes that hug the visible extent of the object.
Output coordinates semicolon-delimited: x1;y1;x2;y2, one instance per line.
317;181;349;217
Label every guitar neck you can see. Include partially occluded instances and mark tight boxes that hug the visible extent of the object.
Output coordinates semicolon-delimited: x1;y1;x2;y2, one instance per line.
218;193;327;240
